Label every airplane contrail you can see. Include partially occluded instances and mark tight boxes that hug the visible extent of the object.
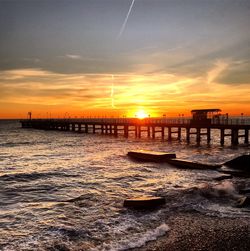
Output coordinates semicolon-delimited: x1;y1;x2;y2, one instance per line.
117;0;135;39
111;74;115;108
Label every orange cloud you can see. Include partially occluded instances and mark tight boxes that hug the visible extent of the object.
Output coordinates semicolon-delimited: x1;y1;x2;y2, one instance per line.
0;64;249;119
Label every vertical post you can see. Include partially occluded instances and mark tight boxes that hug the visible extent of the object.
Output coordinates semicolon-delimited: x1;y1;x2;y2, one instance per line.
93;124;96;134
114;125;118;137
101;125;104;134
124;125;128;138
152;126;155;139
196;128;201;144
207;128;211;144
245;129;249;144
135;126;138;138
138;126;141;138
147;126;150;138
161;127;164;139
72;123;75;131
85;124;88;133
78;123;81;132
186;127;190;143
168;127;171;141
177;127;181;140
28;111;32;120
220;129;224;145
231;129;239;145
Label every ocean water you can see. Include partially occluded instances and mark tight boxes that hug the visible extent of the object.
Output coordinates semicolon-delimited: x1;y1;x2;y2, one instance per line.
0;120;249;251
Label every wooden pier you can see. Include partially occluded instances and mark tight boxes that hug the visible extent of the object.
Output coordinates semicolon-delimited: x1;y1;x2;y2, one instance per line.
20;117;250;146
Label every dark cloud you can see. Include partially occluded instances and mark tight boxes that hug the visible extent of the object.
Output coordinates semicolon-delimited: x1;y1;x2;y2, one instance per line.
0;0;249;76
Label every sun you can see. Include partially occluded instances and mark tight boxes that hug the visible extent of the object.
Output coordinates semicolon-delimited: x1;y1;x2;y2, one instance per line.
135;109;148;119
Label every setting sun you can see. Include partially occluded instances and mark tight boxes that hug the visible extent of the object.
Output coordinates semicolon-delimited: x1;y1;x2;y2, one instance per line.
135;109;148;119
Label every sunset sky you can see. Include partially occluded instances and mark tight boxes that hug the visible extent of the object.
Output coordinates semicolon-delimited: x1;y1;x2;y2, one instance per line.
0;0;249;118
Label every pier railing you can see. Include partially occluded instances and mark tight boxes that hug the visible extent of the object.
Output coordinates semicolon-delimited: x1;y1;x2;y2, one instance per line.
211;117;250;125
23;118;192;125
26;117;249;126
59;118;192;125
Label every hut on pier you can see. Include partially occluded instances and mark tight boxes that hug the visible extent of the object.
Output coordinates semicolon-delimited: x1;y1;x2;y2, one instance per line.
190;109;221;125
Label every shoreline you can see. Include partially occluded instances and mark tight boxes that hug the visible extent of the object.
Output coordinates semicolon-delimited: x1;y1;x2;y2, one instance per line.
133;212;250;251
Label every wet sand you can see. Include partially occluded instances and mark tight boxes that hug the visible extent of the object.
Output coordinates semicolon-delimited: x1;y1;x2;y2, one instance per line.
134;212;250;251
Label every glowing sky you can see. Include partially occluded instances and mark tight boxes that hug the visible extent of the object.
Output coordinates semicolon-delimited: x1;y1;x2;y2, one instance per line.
0;0;249;118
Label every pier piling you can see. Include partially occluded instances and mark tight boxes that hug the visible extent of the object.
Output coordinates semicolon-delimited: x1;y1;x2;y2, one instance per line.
20;117;250;146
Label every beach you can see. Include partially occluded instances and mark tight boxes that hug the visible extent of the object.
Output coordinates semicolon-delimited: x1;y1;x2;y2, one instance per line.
134;212;250;251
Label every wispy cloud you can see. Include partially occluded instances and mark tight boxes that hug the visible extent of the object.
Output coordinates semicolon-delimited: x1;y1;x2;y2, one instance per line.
207;60;229;84
23;58;41;63
65;54;82;60
0;66;249;118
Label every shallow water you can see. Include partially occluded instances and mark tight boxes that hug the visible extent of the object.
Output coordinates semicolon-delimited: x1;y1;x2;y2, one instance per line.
0;120;249;251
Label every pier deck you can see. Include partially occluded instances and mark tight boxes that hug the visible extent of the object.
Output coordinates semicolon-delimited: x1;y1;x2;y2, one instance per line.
20;118;250;146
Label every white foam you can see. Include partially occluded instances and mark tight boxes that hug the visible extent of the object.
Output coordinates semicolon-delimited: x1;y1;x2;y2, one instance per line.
94;223;170;251
214;180;236;196
200;180;238;198
2;231;73;251
199;203;250;218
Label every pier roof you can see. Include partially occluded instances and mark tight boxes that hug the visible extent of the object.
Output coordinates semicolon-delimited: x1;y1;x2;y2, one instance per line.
191;109;221;113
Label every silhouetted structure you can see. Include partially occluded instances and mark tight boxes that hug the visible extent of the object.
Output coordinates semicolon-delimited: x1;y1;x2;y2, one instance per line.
28;112;32;120
191;109;221;125
20;109;250;146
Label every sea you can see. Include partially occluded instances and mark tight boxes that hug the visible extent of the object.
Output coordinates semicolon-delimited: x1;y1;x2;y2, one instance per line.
0;120;249;251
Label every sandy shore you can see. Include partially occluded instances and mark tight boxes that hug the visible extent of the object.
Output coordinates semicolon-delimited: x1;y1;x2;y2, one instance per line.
133;212;250;251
